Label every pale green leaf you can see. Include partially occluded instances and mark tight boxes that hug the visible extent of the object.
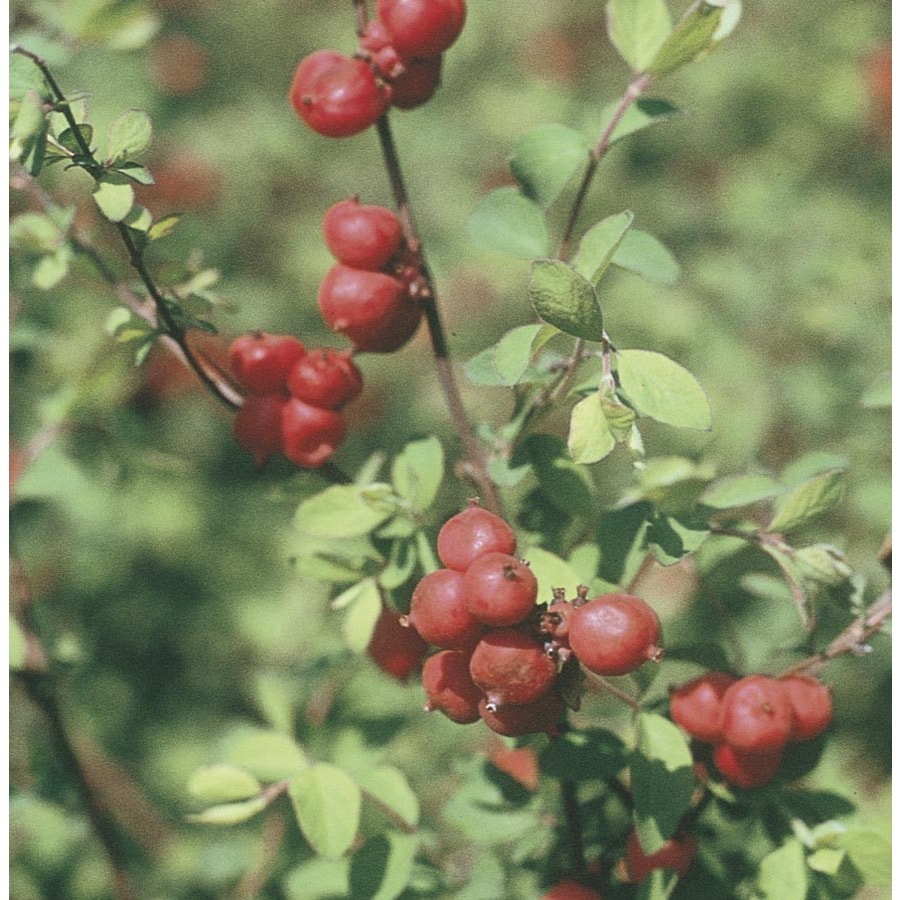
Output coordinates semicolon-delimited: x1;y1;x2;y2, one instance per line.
221;726;309;782
649;1;737;77
520;433;597;516
767;469;845;533
570;211;635;286
32;251;70;290
839;827;891;886
756;839;808;899
861;372;890;409
10;618;27;670
529;259;603;340
524;546;584;601
636;868;679;900
806;847;846;875
116;161;155;185
391;436;443;512
105;109;152;163
600;97;682;145
607;0;673;72
509;123;590;209
616;349;712;430
187;764;261;805
283;858;350;900
568;391;616;464
289;764;361;859
612;229;680;285
467;187;549;259
147;214;182;241
92;178;134;223
12;89;46;143
357;766;420;827
494;323;549;386
700;474;784;509
295;484;396;539
186;796;267;826
348;833;420;900
339;579;383;653
56;123;93;155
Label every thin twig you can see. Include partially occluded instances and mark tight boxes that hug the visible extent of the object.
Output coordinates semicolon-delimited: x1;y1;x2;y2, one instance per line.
586;672;643;713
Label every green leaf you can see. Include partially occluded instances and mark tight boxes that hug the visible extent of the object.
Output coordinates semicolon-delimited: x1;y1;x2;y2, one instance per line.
92;177;134;223
295;484;396;539
631;713;695;854
509;124;591;209
616;349;712;430
467;187;549;259
779;452;848;487
348;833;420;900
283;858;350;900
539;729;627;782
519;433;596;517
649;1;739;77
289;764;361;859
529;260;603;340
9;52;52;101
525;547;584;602
221;726;309;782
636;868;679;900
105;108;152;163
186;796;267;826
700;474;784;509
568;391;616;464
646;513;709;565
612;229;680;285
600;97;682;146
767;469;845;534
463;346;509;387
756;839;808;899
391;436;443;512
116;161;155;185
187;764;262;805
357;766;420;828
806;847;846;875
599;389;637;440
10;618;27;670
861;373;890;409
9;212;62;253
338;578;382;653
56;123;93;155
494;323;553;386
12;89;46;144
146;213;182;242
570;211;635;286
839;827;891;886
32;251;70;290
606;0;673;72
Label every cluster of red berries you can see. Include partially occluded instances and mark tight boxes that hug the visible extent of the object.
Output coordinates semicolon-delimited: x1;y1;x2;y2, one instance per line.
378;502;666;737
289;0;466;137
229;332;362;468
670;671;833;789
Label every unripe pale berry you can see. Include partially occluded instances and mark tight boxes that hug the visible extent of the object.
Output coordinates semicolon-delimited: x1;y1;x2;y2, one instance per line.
781;675;833;741
281;397;345;468
568;593;663;676
669;671;737;744
318;263;422;353
422;649;483;724
461;552;538;627
232;394;287;466
368;607;429;680
712;742;783;789
624;830;697;884
289;50;389;138
408;568;484;649
436;502;517;571
469;629;557;708
478;689;564;737
287;348;363;410
229;332;306;395
720;675;794;753
376;0;466;60
322;198;404;271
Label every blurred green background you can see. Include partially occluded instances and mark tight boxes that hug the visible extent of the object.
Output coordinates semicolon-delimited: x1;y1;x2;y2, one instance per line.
10;0;891;897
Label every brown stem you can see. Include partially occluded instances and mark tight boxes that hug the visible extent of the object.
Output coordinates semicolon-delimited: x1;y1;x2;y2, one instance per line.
229;811;287;900
586;672;642;713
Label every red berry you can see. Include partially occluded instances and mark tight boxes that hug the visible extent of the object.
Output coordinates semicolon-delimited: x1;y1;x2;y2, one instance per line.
712;742;782;789
436;502;517;571
568;594;663;677
462;552;538;627
287;348;363;410
376;0;466;60
469;630;557;708
488;745;540;791
359;20;405;79
281;397;346;468
422;649;483;724
318;263;422;353
624;830;697;884
720;676;794;753
322;198;404;271
478;689;564;737
781;675;833;742
367;607;429;680
289;50;389;138
541;880;603;900
390;55;442;109
229;332;305;395
409;568;484;649
232;395;287;466
669;671;737;744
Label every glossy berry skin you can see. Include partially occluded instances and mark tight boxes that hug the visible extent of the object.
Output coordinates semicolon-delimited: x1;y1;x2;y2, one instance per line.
713;742;783;789
782;675;833;741
368;608;429;680
422;649;483;724
669;671;737;743
376;0;466;60
229;333;305;395
281;398;346;468
360;20;404;79
409;568;484;649
462;552;538;627
287;348;363;410
624;830;697;884
720;675;794;753
289;51;389;138
232;395;287;466
478;689;564;737
390;55;442;109
322;198;404;271
469;629;557;708
568;594;663;676
541;880;603;900
436;503;517;571
318;264;421;352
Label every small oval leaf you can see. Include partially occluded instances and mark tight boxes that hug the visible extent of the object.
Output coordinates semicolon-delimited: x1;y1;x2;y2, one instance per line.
530;259;603;340
568;391;616;464
105;108;152;163
467;187;549;259
509;124;590;209
187;764;262;805
289;764;362;859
